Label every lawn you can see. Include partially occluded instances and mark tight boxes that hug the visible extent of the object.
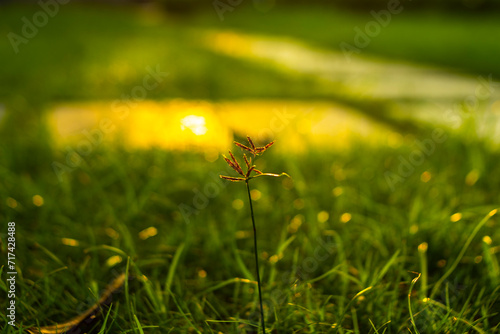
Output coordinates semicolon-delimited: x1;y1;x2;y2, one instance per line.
1;2;500;333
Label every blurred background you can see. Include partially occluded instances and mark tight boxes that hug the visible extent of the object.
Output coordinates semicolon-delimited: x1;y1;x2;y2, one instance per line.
1;0;500;332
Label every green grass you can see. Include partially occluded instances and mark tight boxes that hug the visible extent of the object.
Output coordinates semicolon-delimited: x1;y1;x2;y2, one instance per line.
1;3;500;333
189;4;500;78
1;117;500;332
2;3;499;107
0;4;324;105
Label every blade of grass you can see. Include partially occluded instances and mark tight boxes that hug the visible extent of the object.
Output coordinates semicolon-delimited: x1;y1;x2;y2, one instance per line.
133;314;145;334
408;273;421;334
430;209;498;299
165;243;185;307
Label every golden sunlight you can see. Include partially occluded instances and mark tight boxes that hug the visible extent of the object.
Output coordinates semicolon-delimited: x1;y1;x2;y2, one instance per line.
180;115;207;136
48;99;393;153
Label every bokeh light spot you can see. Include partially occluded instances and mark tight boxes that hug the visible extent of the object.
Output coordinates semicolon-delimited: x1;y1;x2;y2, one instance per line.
317;211;329;223
61;238;79;247
450;213;462;222
106;255;123;267
332;187;344;197
420;171;431;183
33;195;44;207
340;213;352;224
250;189;262;201
139;227;158;240
232;199;244;210
418;242;428;253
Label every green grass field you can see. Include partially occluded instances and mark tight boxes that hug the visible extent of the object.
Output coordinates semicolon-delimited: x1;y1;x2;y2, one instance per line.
1;2;500;333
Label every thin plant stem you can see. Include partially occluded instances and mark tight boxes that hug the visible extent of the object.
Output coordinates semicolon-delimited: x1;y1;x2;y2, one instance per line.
246;180;266;333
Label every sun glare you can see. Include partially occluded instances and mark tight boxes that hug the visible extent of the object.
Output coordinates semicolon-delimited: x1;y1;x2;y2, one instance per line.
180;115;207;136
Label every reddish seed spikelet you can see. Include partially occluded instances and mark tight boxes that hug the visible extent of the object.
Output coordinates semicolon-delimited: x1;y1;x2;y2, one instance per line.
243;154;251;169
247;136;256;150
220;137;287;182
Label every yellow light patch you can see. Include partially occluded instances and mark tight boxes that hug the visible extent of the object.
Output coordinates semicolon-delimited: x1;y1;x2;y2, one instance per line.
232;199;244;210
450;213;462;223
420;171;431;183
6;197;17;208
198;270;207;278
317;211;329;223
483;236;493;245
61;238;79;247
250;189;262;201
139;227;158;240
489;209;498;217
106;255;123;267
340;213;352;224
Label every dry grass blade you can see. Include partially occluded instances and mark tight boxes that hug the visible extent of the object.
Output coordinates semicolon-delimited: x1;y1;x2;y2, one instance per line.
27;274;128;334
